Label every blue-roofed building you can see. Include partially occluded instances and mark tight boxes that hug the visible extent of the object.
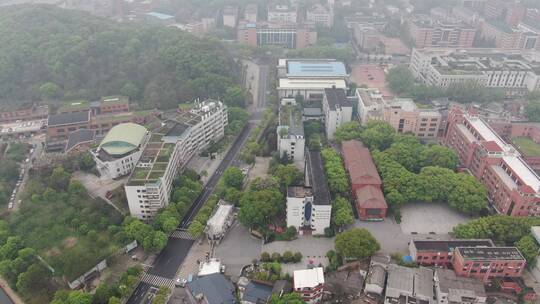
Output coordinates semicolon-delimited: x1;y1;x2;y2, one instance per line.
277;59;349;101
286;60;347;79
145;12;175;25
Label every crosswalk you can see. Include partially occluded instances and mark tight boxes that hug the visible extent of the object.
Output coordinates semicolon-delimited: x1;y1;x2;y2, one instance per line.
141;273;175;289
170;229;198;240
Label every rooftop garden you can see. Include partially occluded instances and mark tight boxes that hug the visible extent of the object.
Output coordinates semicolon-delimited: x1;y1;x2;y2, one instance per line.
279;105;302;127
512;136;540;157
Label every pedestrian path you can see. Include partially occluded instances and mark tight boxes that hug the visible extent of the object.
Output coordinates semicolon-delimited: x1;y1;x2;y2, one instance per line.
170;230;198;240
141;273;175;289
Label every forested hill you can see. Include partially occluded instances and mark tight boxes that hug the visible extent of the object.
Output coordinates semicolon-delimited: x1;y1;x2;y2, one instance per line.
0;5;239;109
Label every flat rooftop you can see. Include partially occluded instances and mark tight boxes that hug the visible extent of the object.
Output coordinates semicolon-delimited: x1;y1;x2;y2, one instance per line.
278;78;347;90
48;111;90;126
456;247;525;261
286;60;347;78
306;149;331;205
287;186;312;198
0;119;46;134
127;134;174;186
412;239;493;252
324;88;351;110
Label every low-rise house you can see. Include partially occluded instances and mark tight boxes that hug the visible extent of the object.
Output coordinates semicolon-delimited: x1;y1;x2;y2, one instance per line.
409;239;494;266
384;264;434;304
434;269;487;304
452;247;526;282
186;273;238;304
241;281;273;304
293;267;325;304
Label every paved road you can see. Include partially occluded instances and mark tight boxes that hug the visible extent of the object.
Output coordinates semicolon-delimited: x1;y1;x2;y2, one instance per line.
127;61;270;304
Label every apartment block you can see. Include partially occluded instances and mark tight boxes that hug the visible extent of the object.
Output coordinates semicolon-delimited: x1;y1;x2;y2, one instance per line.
341;140;387;220
285;149;332;235
306;4;333;28
237;22;317;49
409;18;476;48
452;247;526;282
223;6;238;27
277;104;305;161
410;48;540;95
384;98;441;139
444;106;540;217
125;100;227;220
267;5;297;24
484;0;525;26
244;4;258;22
480;20;540;50
409;239;494;266
322;88;352;140
293;267;325;303
356;88;386;125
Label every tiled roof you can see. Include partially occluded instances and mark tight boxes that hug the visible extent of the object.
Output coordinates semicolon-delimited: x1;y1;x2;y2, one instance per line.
341;140;382;186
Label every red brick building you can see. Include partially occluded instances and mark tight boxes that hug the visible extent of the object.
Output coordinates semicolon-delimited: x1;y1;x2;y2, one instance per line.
489;121;540;172
452;247;526;283
409;19;476;48
341;140;387;220
444;106;540;216
0;105;49;123
409;239;494;267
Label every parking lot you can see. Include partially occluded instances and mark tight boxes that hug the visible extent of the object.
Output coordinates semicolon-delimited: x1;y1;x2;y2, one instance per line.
214;222;262;280
355;203;473;254
399;202;472;234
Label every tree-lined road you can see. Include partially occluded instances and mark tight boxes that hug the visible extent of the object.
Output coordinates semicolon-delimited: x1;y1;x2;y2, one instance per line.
126;61;269;304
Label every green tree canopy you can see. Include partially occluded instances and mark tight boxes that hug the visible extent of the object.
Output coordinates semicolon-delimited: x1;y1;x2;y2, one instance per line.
335;228;380;260
525;101;540;122
222;167;244;190
333;121;362;143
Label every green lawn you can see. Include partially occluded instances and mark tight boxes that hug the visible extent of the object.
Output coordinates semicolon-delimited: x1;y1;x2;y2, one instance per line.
512;137;540;156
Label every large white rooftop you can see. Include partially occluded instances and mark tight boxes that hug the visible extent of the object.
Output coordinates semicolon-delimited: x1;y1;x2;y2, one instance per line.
466;115;506;150
278;78;347;90
502;156;540;192
294;267;324;288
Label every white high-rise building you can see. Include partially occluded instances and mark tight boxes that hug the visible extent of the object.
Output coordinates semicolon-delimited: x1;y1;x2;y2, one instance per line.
125;100;228;220
322;88;353;140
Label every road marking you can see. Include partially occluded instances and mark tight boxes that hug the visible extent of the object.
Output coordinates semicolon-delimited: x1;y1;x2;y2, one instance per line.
140;273;175;289
171;230;198;240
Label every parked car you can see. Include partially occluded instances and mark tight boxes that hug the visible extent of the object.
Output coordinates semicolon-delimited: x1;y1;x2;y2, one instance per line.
175;278;186;287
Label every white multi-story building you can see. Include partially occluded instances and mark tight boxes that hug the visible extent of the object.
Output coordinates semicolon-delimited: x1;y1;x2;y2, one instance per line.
267;5;297;24
356;88;386;125
277;59;348;100
92;123;150;180
223;6;238;27
322;88;353;140
286;150;331;235
125;100;228;220
306;4;333;28
410;48;540;95
277;105;305;161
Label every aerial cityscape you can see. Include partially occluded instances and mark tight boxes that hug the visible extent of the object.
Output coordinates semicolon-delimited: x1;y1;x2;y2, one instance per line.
0;0;539;303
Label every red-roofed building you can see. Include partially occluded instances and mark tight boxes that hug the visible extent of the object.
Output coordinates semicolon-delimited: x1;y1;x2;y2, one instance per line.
341;140;387;220
355;185;387;220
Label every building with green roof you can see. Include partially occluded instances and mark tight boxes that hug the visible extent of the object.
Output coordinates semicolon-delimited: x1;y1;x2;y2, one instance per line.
92;123;150;179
